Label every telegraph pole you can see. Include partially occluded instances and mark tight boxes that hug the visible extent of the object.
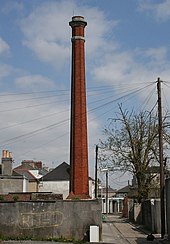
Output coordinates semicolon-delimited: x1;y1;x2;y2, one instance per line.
106;170;108;215
157;77;165;239
95;145;98;198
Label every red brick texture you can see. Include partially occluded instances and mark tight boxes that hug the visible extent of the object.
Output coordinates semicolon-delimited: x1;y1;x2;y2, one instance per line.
68;16;90;199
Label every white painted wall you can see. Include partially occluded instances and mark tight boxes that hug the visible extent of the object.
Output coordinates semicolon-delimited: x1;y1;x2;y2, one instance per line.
23;177;28;192
29;170;43;179
39;179;94;199
89;180;95;199
39;181;69;199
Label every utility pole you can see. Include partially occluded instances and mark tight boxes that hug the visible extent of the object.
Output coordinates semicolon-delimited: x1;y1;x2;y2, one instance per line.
106;170;108;215
95;145;98;198
157;77;165;239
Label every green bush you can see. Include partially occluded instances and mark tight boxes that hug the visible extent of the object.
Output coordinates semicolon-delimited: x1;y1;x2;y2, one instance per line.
12;195;19;202
0;195;4;201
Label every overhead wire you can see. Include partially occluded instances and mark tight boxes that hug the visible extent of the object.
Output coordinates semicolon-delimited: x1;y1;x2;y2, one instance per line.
16;132;69;158
0;89;70;97
0;82;157;153
0;98;70;113
0;108;69;131
0;83;147;112
88;83;154;113
0;84;148;130
0;83;153;131
135;86;157;112
163;83;170;112
0;118;69;147
0;81;153;97
0;93;69;104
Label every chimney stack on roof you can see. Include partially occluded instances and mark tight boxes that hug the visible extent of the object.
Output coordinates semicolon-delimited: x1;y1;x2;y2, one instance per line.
1;150;13;176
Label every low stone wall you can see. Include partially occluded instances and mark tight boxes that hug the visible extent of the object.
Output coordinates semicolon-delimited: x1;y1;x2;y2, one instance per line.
0;192;63;201
0;199;102;241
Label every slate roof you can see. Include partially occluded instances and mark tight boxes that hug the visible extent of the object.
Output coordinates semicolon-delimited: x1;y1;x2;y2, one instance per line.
13;161;48;180
14;164;34;171
117;185;130;194
13;169;36;180
41;162;70;181
102;187;117;193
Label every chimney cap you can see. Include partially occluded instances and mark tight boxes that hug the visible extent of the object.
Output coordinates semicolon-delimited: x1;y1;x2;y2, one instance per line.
72;16;84;21
69;16;87;27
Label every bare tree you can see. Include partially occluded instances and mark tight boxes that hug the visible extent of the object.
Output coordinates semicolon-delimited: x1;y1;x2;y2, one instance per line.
99;105;170;202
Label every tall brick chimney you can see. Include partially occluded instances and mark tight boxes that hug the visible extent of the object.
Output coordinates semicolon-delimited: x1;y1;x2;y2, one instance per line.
68;16;90;199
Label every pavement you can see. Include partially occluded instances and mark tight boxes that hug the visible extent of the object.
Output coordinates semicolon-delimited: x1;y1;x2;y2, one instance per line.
0;214;170;244
101;214;169;244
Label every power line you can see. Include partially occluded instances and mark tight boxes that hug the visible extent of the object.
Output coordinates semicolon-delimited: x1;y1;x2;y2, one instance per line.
0;98;70;113
0;108;69;131
0;118;69;147
0;82;158;149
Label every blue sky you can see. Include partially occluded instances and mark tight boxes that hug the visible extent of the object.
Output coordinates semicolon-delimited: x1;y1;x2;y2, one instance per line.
1;0;170;188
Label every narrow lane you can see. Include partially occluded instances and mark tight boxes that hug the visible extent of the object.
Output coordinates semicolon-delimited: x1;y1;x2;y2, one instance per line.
102;214;161;244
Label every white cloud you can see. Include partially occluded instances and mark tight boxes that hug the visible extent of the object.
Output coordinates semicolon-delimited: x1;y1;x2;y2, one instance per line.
15;75;56;91
93;51;135;83
0;63;13;80
0;95;70;166
92;46;170;86
0;89;100;177
20;1;72;68
19;0;118;68
140;47;167;61
0;37;10;55
138;0;170;21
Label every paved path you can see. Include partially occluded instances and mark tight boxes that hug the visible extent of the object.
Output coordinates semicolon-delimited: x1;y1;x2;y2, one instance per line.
102;214;165;244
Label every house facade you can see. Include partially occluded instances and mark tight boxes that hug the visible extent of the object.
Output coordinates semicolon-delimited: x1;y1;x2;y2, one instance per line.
98;185;130;214
39;162;95;199
0;150;29;194
13;160;48;192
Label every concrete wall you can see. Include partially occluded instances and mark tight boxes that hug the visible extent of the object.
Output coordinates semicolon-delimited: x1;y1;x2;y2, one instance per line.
0;177;28;194
0;200;102;241
28;181;37;192
142;200;152;230
128;199;161;233
151;199;161;234
166;178;170;239
141;199;161;233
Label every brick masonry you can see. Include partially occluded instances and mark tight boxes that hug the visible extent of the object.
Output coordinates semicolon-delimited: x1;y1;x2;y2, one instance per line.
68;16;89;199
